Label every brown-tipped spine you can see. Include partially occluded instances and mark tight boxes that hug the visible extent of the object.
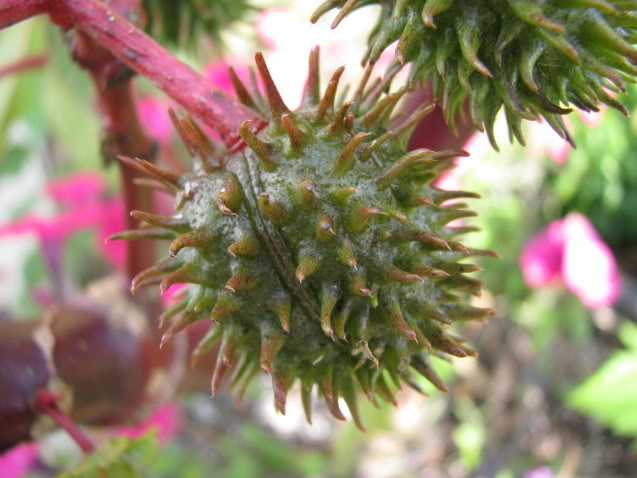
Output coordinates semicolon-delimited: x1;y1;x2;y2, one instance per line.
297;180;320;209
316;215;337;242
228;66;257;109
296;254;320;282
258;193;291;225
224;269;259;292
386;300;418;341
211;295;241;322
339;236;358;268
217;174;244;215
318;66;345;119
130;211;189;232
334;132;372;176
169;230;211;257
227;234;260;257
281;113;305;151
348;205;386;233
254;52;291;119
260;325;286;374
376;149;437;188
320;284;340;337
302;46;321;106
240;121;278;171
271;294;292;332
131;257;181;293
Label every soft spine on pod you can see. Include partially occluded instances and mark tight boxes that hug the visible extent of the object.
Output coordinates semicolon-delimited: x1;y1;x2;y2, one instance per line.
111;47;496;430
312;0;637;148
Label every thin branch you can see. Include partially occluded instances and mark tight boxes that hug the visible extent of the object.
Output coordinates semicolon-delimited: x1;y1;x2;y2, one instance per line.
0;0;48;29
34;389;95;454
0;54;48;79
1;0;265;148
49;0;265;148
71;22;157;282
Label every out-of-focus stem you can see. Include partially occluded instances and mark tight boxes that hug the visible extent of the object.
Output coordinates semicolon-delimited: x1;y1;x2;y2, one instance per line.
0;54;48;79
0;0;48;29
49;0;264;148
34;389;95;454
1;0;265;149
71;14;157;282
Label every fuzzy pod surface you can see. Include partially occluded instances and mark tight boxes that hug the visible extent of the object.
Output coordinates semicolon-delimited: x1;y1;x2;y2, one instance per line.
312;0;637;148
114;48;495;428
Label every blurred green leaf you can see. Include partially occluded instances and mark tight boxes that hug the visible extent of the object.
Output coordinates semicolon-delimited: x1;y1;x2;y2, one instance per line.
568;323;637;439
58;432;158;478
0;21;37;146
452;398;485;472
42;26;101;173
143;0;257;48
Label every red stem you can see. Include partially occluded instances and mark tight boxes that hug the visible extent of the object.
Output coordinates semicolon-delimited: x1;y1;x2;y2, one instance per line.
0;0;48;29
1;0;264;148
72;23;157;282
50;0;264;148
0;54;48;79
34;389;95;454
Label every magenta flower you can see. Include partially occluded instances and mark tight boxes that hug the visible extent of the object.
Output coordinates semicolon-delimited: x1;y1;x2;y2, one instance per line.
204;59;251;96
46;172;105;206
520;220;565;287
521;213;621;308
0;172;125;271
0;443;38;478
115;402;182;444
137;96;174;146
523;467;556;478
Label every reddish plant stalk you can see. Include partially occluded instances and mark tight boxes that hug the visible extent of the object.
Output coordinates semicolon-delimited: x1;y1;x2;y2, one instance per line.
0;0;48;29
1;0;264;148
0;54;48;79
34;389;95;454
72;26;157;282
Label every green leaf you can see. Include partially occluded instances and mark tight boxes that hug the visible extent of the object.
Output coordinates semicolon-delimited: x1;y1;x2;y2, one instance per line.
143;0;257;48
568;324;637;439
58;432;158;478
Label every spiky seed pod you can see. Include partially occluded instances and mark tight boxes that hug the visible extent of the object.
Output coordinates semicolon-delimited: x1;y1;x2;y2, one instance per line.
115;48;495;429
312;0;637;148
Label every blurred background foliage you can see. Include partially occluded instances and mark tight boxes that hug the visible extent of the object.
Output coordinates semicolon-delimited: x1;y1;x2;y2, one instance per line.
1;1;637;477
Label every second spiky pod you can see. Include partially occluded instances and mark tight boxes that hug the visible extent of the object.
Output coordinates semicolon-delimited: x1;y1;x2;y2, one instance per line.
313;0;637;147
113;48;494;429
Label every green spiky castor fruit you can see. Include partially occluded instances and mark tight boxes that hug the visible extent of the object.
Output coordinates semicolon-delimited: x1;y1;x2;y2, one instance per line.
312;0;637;148
113;48;495;429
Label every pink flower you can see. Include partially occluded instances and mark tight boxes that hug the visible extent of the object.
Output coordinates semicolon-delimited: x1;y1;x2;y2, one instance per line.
161;283;187;306
115;402;182;444
526;120;572;164
204;60;251;97
0;443;38;478
97;198;126;270
521;213;621;308
543;133;571;165
520;220;565;287
0;172;125;270
46;172;104;206
579;108;605;128
523;467;555;478
137;96;173;145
